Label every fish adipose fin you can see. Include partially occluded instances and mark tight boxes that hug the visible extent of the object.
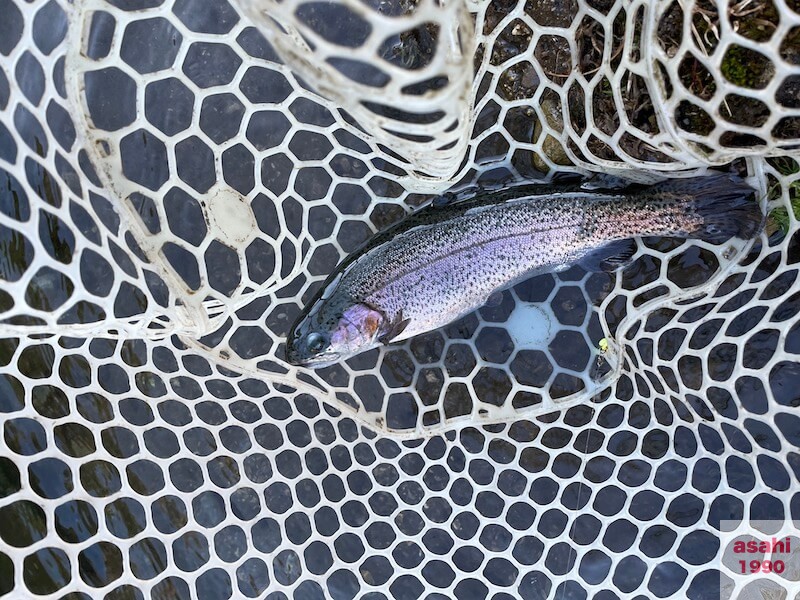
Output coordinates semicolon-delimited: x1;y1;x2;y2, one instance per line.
580;239;638;272
657;174;763;243
379;310;411;344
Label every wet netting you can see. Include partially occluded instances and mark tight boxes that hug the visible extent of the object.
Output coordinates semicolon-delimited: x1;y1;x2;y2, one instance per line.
1;0;799;598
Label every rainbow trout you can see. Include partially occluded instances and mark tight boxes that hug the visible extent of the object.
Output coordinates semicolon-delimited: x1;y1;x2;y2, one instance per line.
286;174;761;368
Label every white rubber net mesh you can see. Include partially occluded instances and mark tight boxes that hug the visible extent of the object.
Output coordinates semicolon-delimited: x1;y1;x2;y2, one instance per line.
0;0;799;598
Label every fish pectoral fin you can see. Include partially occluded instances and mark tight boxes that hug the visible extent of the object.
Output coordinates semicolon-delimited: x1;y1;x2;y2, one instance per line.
485;291;504;307
378;311;411;344
580;239;638;272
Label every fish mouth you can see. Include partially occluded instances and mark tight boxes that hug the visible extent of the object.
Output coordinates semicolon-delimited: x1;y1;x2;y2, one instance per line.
287;352;340;369
285;336;340;369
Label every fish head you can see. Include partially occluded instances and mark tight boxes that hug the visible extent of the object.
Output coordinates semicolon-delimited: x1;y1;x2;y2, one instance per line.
286;298;385;368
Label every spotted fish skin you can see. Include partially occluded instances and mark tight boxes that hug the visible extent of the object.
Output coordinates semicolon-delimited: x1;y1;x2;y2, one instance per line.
286;174;761;367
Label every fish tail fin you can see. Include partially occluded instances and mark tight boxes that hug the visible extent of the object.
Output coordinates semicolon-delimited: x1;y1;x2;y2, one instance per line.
655;174;763;243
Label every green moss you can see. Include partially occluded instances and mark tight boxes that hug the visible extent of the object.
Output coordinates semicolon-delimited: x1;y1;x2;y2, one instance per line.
768;197;800;235
720;45;773;89
766;157;800;235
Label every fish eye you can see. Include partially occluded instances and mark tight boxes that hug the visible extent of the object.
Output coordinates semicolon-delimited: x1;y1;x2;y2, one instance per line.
306;332;326;353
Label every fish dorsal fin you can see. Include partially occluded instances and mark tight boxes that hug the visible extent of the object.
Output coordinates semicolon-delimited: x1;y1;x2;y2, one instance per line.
580;174;637;191
433;191;459;207
580;239;638;272
378;310;411;344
